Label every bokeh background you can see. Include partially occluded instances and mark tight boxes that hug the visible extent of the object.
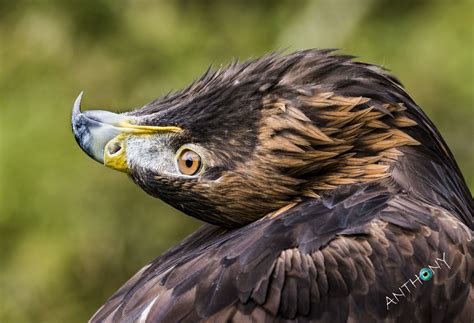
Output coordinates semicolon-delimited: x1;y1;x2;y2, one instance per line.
0;0;472;322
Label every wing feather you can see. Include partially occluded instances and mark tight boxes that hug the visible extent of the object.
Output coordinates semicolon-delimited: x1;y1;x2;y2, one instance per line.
90;183;473;322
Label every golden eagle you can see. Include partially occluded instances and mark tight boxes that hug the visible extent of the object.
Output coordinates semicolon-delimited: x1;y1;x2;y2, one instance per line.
72;50;473;322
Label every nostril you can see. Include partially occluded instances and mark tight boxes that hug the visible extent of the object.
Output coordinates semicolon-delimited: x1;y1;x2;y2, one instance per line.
108;142;122;155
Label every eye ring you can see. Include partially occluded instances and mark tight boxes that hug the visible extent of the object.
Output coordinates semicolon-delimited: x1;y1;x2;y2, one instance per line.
176;147;203;176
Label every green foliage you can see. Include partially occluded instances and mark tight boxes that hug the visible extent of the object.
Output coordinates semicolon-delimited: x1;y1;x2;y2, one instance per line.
0;1;472;321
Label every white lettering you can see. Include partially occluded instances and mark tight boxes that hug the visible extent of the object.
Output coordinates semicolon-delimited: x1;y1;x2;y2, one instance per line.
386;296;397;310
400;281;411;294
409;274;423;288
435;252;451;269
386;253;450;311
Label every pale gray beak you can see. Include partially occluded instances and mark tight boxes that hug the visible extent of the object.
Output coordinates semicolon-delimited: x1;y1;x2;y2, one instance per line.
71;92;130;164
71;92;183;172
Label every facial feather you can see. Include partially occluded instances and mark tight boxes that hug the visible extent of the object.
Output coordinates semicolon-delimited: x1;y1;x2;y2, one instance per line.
123;53;422;227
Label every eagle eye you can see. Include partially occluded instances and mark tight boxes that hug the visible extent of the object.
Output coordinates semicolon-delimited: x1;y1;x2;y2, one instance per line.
176;148;202;176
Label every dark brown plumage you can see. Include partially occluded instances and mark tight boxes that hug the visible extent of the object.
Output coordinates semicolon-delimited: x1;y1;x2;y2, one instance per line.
72;50;473;322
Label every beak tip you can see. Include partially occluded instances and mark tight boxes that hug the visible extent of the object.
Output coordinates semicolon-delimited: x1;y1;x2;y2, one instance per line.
72;91;84;118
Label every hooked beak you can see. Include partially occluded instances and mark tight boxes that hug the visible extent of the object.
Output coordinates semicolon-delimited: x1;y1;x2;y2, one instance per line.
71;92;182;172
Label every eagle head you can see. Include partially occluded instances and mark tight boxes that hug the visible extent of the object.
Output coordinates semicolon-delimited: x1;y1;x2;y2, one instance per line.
72;50;460;228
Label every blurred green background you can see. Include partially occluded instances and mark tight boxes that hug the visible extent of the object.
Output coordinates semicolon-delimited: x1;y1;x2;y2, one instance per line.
0;0;472;322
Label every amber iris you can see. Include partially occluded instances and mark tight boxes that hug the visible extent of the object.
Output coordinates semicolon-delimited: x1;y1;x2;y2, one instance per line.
177;149;202;175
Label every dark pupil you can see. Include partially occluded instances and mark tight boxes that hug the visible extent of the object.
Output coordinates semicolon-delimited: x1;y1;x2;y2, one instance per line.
423;272;428;277
185;157;194;168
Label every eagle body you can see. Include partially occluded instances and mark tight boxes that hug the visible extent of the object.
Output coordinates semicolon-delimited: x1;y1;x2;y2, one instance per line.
72;50;473;322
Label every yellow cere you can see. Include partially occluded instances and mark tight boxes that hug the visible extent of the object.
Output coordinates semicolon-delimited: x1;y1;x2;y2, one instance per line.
104;133;130;173
103;123;183;173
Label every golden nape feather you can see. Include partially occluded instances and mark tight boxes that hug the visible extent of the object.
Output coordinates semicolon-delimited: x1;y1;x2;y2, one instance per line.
259;92;420;198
